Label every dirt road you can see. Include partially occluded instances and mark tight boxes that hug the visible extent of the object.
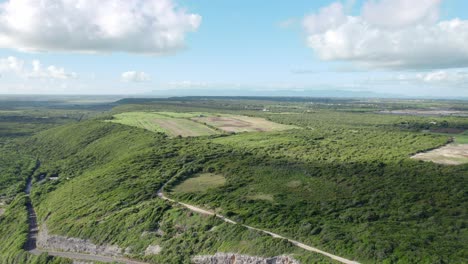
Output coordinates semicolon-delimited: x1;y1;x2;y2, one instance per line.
157;189;360;264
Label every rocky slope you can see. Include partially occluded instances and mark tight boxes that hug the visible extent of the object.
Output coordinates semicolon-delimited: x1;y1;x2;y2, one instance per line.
192;253;300;264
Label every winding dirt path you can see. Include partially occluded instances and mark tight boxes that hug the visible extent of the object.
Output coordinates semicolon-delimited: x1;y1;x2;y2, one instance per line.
157;189;360;264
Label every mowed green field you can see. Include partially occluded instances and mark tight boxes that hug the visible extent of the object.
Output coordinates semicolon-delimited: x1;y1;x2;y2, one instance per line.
109;112;219;137
109;112;296;137
109;112;168;133
172;173;226;193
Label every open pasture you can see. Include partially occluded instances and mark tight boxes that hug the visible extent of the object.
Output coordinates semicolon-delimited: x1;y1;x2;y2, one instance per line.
109;112;294;136
172;173;226;193
109;112;218;137
412;144;468;165
192;114;296;133
152;118;218;137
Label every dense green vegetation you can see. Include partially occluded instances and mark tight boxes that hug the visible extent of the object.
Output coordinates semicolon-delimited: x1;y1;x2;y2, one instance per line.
0;96;467;263
27;121;330;263
0;146;34;200
0;98;111;263
0;188;71;264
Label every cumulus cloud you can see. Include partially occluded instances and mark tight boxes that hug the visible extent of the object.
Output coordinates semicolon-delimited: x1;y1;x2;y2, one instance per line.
362;0;440;28
367;70;468;90
416;70;468;85
28;60;77;79
121;71;151;82
0;56;76;79
303;0;468;69
0;56;24;73
0;0;201;54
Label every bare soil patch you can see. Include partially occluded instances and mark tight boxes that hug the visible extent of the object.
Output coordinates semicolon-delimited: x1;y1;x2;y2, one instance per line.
192;115;295;133
411;144;468;165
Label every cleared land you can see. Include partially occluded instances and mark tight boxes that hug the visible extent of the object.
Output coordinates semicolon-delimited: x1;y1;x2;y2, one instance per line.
192;115;296;133
109;112;168;133
109;112;295;136
412;144;468;165
109;112;218;137
151;118;218;137
172;173;226;193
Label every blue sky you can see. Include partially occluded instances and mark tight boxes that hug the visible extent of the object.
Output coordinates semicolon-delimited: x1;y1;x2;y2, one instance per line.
0;0;467;97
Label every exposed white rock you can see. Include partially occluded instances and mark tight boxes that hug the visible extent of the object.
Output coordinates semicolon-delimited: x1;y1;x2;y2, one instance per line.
192;253;300;264
37;225;123;257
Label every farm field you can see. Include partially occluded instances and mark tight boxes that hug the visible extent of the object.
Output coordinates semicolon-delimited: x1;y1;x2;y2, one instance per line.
109;111;296;136
192;114;297;133
109;111;219;137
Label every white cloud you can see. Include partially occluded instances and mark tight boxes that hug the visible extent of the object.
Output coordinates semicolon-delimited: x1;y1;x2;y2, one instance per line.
303;1;468;70
0;0;201;54
0;56;24;73
28;60;77;79
0;56;76;79
417;70;468;85
303;3;346;34
121;71;151;82
362;0;440;28
365;69;468;89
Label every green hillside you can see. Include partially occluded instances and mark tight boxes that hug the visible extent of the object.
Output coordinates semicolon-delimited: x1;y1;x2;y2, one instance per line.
0;97;467;263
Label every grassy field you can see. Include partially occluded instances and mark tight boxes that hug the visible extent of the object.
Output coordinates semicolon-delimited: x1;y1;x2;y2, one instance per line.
152;118;218;137
109;112;219;137
192;114;297;133
172;173;226;193
455;131;468;144
108;112;169;133
109;112;296;137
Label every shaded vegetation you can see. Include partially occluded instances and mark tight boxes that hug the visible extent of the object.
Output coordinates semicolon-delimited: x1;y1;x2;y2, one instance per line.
0;96;467;263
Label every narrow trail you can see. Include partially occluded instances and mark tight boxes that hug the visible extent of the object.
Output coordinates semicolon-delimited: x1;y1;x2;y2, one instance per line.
157;188;360;264
24;175;148;264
